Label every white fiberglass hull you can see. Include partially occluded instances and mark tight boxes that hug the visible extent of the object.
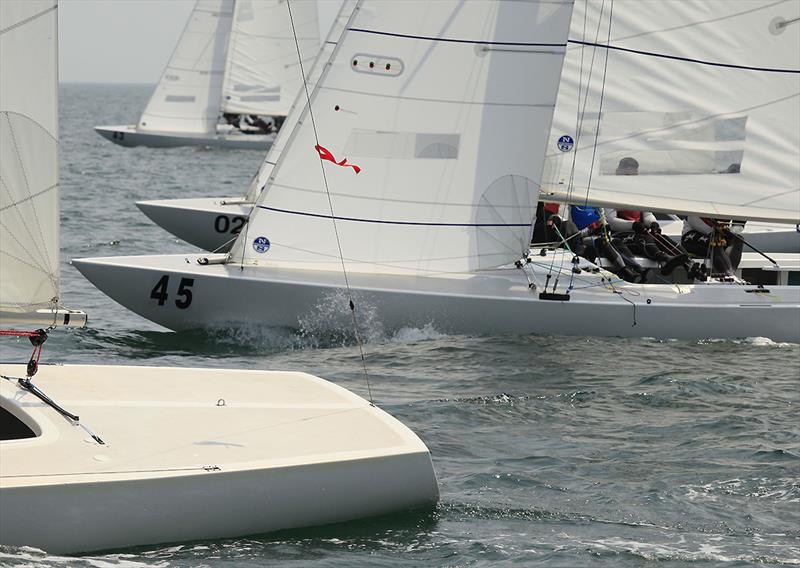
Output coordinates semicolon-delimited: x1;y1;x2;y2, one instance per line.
137;197;251;253
94;125;273;150
660;220;800;254
0;364;437;554
72;253;800;342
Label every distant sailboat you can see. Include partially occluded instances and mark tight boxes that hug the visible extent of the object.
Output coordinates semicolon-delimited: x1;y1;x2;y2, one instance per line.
1;0;437;554
74;0;800;342
136;0;357;252
94;0;320;150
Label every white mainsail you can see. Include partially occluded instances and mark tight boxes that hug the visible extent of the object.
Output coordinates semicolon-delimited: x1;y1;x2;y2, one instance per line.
232;0;573;275
244;0;356;203
220;0;320;118
542;0;800;223
0;0;60;317
138;0;234;135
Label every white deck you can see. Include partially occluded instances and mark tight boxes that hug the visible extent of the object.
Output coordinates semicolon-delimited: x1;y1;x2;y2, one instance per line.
0;364;437;553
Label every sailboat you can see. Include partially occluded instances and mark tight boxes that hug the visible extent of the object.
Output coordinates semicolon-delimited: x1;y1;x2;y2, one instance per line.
74;0;800;342
94;0;320;150
135;0;800;255
1;1;437;554
136;0;357;253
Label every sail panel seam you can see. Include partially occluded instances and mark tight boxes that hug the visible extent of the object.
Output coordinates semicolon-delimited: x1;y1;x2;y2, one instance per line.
322;86;555;107
569;39;800;73
0;183;58;213
257;205;530;227
348;27;567;47
0;4;57;36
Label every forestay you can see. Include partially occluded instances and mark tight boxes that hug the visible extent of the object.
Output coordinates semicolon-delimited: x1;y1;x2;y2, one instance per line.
221;0;320;117
541;0;800;223
232;0;573;275
0;0;60;316
138;0;233;134
244;0;356;203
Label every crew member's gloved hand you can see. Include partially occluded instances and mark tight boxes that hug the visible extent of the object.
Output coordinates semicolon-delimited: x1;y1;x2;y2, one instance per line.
632;220;646;234
649;221;661;233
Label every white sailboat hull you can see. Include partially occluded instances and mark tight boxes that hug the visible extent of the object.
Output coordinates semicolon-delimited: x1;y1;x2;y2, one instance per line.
72;254;800;342
94;125;273;150
0;364;438;554
136;197;251;252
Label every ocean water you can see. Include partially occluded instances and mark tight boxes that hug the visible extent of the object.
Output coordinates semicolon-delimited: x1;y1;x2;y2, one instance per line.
1;84;799;567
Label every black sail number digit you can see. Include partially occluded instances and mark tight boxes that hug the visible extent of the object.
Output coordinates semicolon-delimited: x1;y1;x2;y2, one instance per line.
230;216;246;234
150;275;169;306
175;278;194;309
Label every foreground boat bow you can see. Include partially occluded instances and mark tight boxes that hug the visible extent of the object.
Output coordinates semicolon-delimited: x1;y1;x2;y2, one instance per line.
0;364;438;554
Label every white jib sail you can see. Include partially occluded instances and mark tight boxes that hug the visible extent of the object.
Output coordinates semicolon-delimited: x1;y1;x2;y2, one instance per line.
541;0;800;223
232;0;574;275
244;0;356;203
221;0;320;117
0;0;61;316
138;0;234;135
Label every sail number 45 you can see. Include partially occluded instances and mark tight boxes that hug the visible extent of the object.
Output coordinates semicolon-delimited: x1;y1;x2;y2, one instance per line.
150;275;194;309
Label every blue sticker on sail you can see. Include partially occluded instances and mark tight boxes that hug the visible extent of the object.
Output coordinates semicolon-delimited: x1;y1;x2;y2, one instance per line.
557;135;574;152
252;236;271;253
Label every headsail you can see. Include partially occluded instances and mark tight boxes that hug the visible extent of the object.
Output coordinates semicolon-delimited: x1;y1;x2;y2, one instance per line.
221;0;320;118
243;0;357;203
138;0;234;135
232;0;573;275
542;0;800;223
1;0;60;318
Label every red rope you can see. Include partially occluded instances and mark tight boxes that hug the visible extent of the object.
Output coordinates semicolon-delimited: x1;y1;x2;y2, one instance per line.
0;329;43;337
1;328;48;376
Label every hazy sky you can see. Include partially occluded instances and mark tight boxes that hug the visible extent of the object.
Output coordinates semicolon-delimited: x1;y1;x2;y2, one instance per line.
58;0;343;84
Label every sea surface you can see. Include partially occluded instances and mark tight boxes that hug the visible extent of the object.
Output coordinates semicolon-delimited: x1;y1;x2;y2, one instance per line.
1;84;798;567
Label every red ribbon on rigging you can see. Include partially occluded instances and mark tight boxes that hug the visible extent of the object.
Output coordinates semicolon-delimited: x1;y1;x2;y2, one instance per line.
315;144;361;174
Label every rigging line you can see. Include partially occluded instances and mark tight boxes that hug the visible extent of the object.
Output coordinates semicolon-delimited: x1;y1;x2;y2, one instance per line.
568;39;800;74
549;0;607;283
286;0;373;405
582;0;614;207
563;0;607;207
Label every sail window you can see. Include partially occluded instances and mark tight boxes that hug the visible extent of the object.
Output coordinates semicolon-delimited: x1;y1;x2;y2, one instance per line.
165;95;196;103
344;130;459;159
588;112;747;176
